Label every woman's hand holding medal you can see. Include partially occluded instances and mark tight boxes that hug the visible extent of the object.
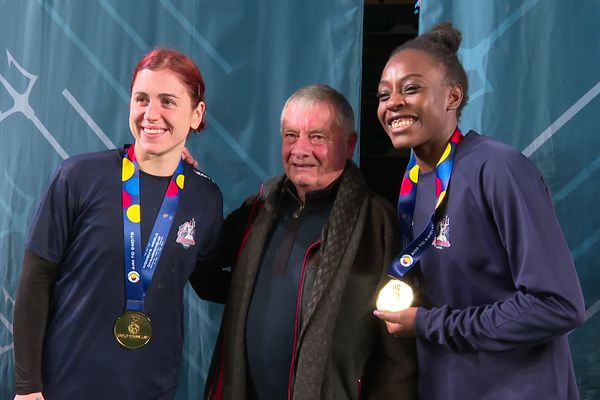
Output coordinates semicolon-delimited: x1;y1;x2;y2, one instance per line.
374;278;417;337
374;306;418;337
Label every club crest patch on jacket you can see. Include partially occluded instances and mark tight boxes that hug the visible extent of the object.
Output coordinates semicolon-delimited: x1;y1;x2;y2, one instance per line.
176;218;196;249
433;215;451;249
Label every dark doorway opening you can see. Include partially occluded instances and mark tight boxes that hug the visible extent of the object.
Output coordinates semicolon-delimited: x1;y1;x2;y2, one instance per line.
360;0;418;206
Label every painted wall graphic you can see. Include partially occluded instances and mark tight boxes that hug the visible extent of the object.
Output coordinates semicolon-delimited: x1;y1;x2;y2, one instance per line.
420;1;600;398
0;0;363;398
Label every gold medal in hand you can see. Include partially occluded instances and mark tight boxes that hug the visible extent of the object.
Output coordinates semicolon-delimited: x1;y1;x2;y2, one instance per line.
376;278;414;312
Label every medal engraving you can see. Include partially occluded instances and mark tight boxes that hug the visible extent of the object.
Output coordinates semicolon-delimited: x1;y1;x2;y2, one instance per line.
114;311;152;349
376;279;414;312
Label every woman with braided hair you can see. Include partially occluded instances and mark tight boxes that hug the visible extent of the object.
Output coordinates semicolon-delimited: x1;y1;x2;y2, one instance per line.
373;22;584;399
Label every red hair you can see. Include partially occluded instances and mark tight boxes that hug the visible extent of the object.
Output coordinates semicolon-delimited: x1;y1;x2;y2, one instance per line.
131;48;206;131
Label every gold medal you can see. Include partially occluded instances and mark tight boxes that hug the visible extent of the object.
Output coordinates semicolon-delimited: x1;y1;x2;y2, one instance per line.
114;311;152;349
376;278;414;312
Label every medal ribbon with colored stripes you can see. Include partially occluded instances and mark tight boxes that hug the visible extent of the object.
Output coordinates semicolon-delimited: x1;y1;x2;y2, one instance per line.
388;128;463;278
121;144;185;311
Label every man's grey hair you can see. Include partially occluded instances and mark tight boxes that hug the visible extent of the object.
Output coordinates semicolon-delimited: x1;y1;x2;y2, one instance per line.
280;84;356;137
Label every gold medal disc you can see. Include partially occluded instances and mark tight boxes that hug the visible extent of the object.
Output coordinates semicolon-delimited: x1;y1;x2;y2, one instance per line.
114;311;152;349
376;279;414;312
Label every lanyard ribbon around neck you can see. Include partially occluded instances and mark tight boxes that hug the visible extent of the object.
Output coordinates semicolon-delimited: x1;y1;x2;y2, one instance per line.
388;128;463;278
121;145;185;311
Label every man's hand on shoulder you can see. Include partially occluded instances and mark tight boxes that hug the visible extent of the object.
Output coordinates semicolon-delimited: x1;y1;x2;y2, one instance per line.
181;147;198;169
15;393;45;400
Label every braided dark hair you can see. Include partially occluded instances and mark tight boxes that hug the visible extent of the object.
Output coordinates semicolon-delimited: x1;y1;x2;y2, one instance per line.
391;22;469;119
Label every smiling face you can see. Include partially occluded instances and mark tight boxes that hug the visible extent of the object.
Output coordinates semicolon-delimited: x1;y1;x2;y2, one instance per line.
281;100;357;201
129;68;204;163
376;49;462;155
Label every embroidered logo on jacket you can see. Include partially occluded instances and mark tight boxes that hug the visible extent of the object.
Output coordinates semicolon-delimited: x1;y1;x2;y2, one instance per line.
432;215;451;249
176;218;196;249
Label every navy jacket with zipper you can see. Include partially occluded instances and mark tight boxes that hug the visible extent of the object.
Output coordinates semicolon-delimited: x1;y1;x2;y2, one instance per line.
205;162;417;400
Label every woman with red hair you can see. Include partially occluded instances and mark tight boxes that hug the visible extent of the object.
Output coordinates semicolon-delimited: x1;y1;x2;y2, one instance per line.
13;48;225;400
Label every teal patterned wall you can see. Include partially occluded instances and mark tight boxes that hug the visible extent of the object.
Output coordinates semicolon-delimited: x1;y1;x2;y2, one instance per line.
0;0;363;398
421;1;600;398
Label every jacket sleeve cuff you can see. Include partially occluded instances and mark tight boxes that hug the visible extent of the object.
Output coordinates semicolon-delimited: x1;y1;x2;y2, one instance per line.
415;307;429;337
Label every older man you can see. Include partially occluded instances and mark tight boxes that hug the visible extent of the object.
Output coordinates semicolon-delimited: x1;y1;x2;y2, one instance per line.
205;85;416;400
